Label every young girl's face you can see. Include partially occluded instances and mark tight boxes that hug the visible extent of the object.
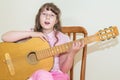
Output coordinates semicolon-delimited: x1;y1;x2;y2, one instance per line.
40;8;57;33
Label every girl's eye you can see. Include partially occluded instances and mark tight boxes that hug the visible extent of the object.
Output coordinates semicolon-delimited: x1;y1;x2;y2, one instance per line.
50;14;55;17
42;13;46;15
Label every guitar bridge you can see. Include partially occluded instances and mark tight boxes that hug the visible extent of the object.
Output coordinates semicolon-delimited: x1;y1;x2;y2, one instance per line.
5;53;15;76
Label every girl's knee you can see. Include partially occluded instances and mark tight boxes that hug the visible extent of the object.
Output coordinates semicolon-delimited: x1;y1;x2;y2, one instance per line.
30;70;53;80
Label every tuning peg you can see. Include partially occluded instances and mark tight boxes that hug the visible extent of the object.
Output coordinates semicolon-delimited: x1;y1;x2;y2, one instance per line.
109;26;112;28
107;38;111;40
113;36;116;39
104;28;107;30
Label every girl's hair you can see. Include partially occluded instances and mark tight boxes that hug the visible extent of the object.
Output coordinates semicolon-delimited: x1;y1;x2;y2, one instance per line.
34;3;62;46
34;3;61;32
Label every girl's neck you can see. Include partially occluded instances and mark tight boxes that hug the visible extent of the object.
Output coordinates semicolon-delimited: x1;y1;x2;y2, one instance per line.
42;29;54;34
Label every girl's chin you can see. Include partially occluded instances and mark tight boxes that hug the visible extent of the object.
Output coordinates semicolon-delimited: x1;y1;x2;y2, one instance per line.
43;24;50;27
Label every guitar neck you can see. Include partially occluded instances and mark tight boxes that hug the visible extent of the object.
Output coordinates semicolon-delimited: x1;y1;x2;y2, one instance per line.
34;26;119;60
36;34;97;60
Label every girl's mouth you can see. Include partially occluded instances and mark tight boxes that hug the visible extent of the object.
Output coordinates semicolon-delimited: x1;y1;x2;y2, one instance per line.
44;21;50;25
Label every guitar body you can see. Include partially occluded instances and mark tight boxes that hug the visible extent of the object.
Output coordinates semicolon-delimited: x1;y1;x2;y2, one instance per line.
0;38;53;80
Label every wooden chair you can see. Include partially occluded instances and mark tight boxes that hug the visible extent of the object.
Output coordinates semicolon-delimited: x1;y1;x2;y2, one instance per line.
61;26;88;80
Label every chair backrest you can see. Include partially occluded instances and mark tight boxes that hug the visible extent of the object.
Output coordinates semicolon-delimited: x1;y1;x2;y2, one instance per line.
61;26;88;80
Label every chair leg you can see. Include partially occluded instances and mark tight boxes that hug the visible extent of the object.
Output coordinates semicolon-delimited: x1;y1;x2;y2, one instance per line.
70;65;74;80
80;45;87;80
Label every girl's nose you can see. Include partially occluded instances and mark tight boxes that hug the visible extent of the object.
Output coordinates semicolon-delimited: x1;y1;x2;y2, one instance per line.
46;14;50;20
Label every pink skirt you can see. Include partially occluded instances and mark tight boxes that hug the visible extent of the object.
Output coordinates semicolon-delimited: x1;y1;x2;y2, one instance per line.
29;70;70;80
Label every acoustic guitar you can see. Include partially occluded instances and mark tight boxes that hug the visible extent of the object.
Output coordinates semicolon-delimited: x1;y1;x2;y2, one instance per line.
0;26;119;80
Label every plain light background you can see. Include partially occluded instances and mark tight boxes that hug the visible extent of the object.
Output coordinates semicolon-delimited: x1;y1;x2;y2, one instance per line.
0;0;120;80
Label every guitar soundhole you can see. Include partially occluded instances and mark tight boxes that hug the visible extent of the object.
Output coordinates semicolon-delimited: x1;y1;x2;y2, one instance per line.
27;52;38;64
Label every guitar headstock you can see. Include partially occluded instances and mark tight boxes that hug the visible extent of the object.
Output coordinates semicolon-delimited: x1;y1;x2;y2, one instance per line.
96;26;119;41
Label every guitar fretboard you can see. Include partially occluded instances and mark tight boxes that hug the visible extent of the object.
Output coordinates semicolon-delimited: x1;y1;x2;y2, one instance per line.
36;34;97;60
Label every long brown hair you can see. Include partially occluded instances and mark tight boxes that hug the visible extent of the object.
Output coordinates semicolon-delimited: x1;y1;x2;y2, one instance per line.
34;3;61;32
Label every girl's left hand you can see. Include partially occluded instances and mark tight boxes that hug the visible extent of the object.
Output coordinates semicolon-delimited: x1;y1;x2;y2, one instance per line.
68;40;84;56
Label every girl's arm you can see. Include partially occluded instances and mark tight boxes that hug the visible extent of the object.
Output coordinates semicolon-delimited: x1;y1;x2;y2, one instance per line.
1;31;47;42
59;41;84;73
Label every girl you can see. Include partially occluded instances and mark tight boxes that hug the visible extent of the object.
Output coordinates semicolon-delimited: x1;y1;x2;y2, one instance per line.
1;3;84;80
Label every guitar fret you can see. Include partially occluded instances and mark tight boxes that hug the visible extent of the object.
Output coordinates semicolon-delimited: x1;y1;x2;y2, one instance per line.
61;44;66;52
56;47;60;52
44;50;48;57
48;48;52;56
68;42;72;48
56;45;62;53
37;50;43;59
48;49;53;57
53;47;57;54
84;35;96;44
64;44;69;51
41;50;46;59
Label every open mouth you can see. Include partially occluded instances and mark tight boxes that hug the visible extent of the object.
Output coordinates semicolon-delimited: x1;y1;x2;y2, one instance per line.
44;21;50;25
